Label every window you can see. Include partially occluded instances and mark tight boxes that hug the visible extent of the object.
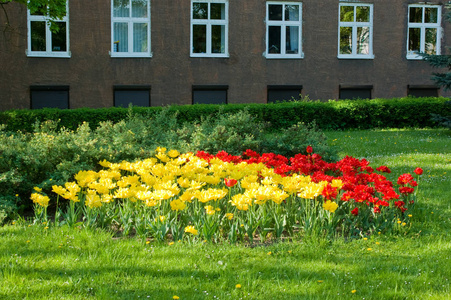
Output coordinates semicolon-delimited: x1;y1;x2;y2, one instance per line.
30;86;69;109
338;3;373;59
408;85;439;97
111;0;151;57
191;0;228;57
339;85;372;100
267;85;302;103
27;1;70;58
192;85;228;104
407;5;441;59
114;85;151;107
266;2;303;59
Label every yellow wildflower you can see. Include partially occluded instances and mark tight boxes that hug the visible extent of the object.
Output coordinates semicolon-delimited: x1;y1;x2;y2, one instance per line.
225;213;234;220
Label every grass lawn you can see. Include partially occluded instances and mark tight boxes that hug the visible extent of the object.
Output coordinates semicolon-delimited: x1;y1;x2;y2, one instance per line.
1;129;450;300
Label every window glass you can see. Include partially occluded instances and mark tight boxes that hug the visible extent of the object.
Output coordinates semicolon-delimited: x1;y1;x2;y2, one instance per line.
425;28;437;54
338;4;373;58
114;0;130;17
425;7;438;23
193;2;208;19
30;21;46;51
268;26;281;54
211;3;225;20
133;23;148;52
269;4;283;21
211;25;225;53
286;26;299;54
51;22;67;52
407;5;441;58
409;7;422;23
340;5;354;22
408;28;421;53
193;25;207;53
285;5;299;21
114;23;129;52
266;2;302;58
132;0;148;18
356;27;369;55
28;1;69;57
339;27;352;54
356;6;370;22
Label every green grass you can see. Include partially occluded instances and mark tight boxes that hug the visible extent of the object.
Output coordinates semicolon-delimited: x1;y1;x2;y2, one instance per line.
1;129;450;300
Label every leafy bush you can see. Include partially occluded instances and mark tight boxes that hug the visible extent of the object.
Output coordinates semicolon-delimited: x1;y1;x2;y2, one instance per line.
1;97;450;132
178;109;266;155
261;122;338;161
431;100;451;129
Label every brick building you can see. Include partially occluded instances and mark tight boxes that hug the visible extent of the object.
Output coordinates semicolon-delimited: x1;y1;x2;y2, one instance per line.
0;0;449;110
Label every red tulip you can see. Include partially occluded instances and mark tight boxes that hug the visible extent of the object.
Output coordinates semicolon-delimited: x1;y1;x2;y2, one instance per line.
414;168;423;175
224;178;237;187
306;145;313;154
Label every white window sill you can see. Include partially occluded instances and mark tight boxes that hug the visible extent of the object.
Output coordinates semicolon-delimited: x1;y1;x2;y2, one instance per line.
110;52;153;58
337;54;374;60
26;51;71;58
190;53;229;58
265;53;304;59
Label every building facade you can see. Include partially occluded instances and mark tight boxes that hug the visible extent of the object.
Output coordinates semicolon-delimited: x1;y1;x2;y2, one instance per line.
0;0;449;110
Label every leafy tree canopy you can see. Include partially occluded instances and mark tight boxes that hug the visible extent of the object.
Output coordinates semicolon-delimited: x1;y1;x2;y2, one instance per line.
1;0;66;28
422;4;451;90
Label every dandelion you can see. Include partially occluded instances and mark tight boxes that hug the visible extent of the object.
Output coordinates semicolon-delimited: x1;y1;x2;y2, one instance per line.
351;290;357;293
367;248;372;251
376;242;380;245
235;284;242;289
169;242;175;246
408;214;412;218
146;241;150;244
402;222;406;226
44;226;49;230
363;238;367;241
317;280;323;283
26;240;30;243
173;296;180;300
267;251;272;255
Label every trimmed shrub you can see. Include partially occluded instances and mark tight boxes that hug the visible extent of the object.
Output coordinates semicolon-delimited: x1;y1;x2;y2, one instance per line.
1;97;450;132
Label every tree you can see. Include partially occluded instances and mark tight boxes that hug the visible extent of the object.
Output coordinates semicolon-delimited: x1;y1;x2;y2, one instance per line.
422;4;451;90
1;0;66;31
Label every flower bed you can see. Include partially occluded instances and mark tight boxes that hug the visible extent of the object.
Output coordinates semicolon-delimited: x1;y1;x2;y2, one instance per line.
31;147;422;242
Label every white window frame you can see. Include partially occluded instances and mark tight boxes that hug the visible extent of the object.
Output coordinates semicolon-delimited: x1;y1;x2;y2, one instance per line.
265;1;303;59
338;3;374;59
27;1;70;58
190;0;229;58
110;0;152;58
407;4;442;60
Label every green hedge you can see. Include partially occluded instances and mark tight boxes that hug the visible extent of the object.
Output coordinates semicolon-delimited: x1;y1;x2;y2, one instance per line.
1;97;450;132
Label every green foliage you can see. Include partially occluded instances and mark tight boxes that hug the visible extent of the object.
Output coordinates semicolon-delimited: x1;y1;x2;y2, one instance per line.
1;97;449;133
178;109;266;155
262;122;338;161
431;101;451;129
3;0;67;31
